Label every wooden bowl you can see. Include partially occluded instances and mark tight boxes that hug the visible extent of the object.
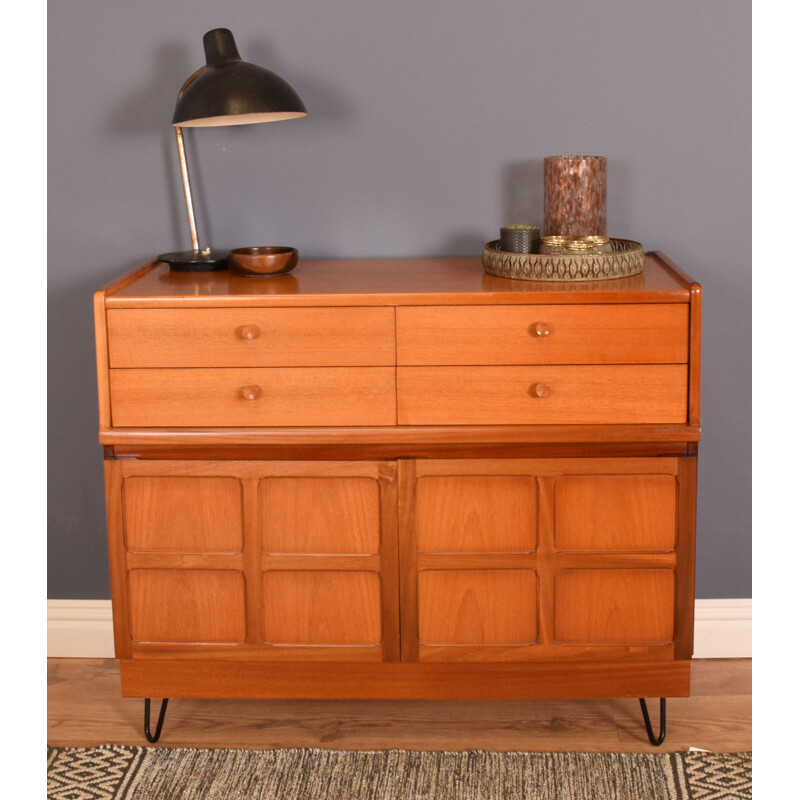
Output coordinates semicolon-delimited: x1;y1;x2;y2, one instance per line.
228;246;298;277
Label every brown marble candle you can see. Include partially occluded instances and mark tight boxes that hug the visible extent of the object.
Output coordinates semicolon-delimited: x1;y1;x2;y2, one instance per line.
543;156;607;237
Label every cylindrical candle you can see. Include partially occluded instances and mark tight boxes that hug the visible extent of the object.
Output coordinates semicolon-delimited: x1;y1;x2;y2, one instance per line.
543;156;607;237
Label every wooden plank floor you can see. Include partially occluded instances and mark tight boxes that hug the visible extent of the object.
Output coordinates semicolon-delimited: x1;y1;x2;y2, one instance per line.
47;658;751;753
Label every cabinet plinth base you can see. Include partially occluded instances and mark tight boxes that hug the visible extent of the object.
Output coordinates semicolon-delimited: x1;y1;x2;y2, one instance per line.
120;659;690;701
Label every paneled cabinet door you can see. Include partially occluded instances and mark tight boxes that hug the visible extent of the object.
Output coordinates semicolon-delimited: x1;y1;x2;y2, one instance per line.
104;460;400;663
398;457;695;664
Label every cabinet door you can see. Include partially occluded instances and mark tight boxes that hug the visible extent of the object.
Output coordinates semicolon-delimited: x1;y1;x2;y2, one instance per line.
105;460;399;662
399;457;695;663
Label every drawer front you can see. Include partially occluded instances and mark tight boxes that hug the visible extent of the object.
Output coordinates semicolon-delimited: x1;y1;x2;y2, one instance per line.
397;365;688;425
110;367;396;427
107;307;396;367
396;304;688;365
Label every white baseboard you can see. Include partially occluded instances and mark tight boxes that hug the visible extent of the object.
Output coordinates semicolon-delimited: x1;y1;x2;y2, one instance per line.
692;598;752;658
47;600;115;658
47;598;753;660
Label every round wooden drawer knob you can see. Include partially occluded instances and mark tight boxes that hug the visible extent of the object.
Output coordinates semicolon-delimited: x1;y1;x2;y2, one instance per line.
529;383;551;398
237;324;262;340
529;322;551;337
240;385;262;401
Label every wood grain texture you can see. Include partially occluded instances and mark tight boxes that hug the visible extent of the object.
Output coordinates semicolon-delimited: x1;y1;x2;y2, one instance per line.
93;261;159;430
123;476;243;552
117;658;691;700
109;367;396;427
260;477;380;554
94;255;701;712
128;569;246;643
675;457;699;659
104;461;132;659
262;571;383;645
378;462;402;663
106;442;693;461
397;365;688;425
689;283;703;425
99;424;702;448
554;475;677;552
242;478;264;646
108;459;400;658
125;553;244;570
413;457;680;479
554;569;675;644
93;289;112;429
129;644;384;663
398;459;420;663
101;256;692;308
418;570;538;646
116;459;386;480
648;253;702;426
107;307;396;368
397;304;688;365
416;475;537;553
261;554;381;572
535;477;557;647
417;643;675;664
48;657;750;752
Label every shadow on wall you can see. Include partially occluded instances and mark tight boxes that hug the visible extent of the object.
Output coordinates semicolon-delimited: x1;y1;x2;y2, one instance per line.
103;43;197;251
503;160;543;229
104;44;193;136
431;160;546;257
433;232;487;257
47;268;126;598
607;157;634;240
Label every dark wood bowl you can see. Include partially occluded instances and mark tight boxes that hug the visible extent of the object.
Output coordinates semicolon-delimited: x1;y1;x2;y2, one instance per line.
228;246;298;277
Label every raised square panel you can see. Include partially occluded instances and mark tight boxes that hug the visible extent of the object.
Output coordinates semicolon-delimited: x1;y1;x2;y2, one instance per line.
129;569;246;643
554;475;676;551
261;478;380;554
416;476;537;552
124;477;243;552
263;571;382;645
554;569;674;644
418;570;537;645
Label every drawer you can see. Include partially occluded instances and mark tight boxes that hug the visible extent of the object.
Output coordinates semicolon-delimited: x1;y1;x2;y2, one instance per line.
397;365;688;425
110;367;396;427
396;304;688;365
106;307;396;367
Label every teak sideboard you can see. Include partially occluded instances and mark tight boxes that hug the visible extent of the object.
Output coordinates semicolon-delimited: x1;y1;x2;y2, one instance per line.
94;253;701;743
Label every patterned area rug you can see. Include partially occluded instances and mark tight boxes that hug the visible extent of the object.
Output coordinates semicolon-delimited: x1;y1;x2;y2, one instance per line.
47;746;752;800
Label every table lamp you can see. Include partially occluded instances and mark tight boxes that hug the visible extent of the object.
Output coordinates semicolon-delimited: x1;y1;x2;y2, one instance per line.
158;28;307;271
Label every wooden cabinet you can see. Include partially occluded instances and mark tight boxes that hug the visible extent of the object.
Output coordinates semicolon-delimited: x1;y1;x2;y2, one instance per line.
106;459;400;663
401;457;693;665
95;253;701;706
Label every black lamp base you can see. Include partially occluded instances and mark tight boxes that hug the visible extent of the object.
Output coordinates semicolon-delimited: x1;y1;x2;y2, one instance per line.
158;249;229;271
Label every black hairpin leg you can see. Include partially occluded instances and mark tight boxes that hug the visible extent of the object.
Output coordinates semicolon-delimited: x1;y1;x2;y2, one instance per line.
638;697;666;746
144;698;169;743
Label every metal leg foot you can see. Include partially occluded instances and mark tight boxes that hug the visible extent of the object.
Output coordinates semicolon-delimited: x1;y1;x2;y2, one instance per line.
144;698;169;743
638;697;666;746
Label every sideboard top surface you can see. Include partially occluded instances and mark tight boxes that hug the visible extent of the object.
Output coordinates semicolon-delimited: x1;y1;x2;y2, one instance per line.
102;253;697;308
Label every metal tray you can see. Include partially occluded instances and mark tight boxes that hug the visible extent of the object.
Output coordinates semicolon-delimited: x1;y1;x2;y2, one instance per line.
481;238;644;282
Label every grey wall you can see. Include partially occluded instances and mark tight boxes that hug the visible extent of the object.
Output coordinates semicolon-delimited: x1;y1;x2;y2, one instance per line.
48;0;751;599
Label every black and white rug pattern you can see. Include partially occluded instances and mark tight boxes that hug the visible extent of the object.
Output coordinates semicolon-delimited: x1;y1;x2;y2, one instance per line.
47;746;752;800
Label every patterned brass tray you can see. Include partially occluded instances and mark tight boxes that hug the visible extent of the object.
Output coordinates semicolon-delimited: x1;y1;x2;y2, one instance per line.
481;238;644;282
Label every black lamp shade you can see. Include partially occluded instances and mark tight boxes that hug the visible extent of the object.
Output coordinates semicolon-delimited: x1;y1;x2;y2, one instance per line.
172;28;307;127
